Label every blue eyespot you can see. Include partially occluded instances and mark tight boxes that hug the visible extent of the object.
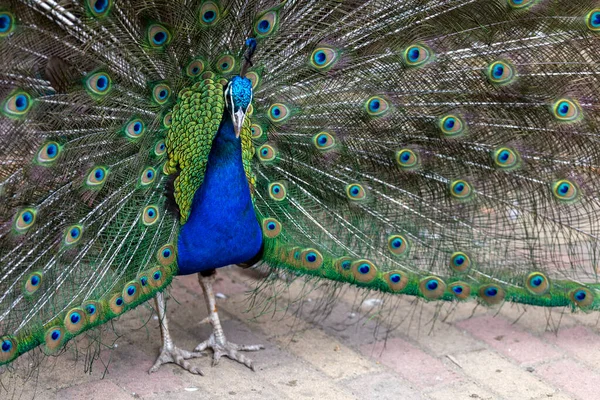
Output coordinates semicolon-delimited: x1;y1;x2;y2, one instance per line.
257;19;270;33
203;10;216;23
51;329;61;341
426;279;438;291
46;143;58;158
86;305;96;315
94;0;108;12
146;170;154;179
115;297;123;306
341;260;351;270
589;11;600;29
390;273;401;283
452;285;463;294
369;99;380;112
147;208;155;218
444;117;456;130
358;263;370;274
391;238;403;248
1;340;11;352
267;222;276;230
15;94;28;111
492;64;504;78
557;102;570;117
306;252;317;263
485;287;498;297
498;150;510;163
30;275;40;286
162;248;171;258
408;47;420;62
530;276;543;287
94;169;104;180
153;271;162;280
0;13;12;34
453;255;465;266
70;227;80;238
558;183;570;195
314;51;327;65
140;277;148;286
70;312;81;324
271;106;281;118
153;31;167;45
22;211;33;223
127;285;136;296
575;290;586;301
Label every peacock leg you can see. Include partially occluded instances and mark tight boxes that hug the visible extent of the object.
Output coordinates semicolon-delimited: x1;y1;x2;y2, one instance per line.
149;291;205;375
195;271;265;371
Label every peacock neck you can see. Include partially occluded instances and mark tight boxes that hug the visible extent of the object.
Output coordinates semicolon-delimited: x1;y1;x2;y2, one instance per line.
176;112;263;275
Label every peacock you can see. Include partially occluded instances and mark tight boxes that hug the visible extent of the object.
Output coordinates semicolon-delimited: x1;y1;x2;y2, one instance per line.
2;0;600;377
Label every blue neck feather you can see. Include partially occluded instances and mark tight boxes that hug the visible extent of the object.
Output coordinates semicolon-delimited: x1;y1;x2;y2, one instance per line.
176;114;263;275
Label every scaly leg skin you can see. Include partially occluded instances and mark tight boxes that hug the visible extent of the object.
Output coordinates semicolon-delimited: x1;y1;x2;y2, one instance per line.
149;291;205;375
194;271;265;371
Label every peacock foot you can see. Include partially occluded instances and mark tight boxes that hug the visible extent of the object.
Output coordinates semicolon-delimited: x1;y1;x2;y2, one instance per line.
149;345;205;375
194;333;264;371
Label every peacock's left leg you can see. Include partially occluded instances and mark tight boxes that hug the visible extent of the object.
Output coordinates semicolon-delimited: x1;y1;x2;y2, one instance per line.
149;291;205;375
194;270;264;371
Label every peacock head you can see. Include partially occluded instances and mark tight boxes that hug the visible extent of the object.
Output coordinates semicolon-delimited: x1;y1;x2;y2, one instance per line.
224;75;253;138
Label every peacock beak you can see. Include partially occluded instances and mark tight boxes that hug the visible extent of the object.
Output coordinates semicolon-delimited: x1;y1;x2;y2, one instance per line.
232;108;246;138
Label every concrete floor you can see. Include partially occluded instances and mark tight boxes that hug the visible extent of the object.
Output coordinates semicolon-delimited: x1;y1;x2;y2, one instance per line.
1;266;599;399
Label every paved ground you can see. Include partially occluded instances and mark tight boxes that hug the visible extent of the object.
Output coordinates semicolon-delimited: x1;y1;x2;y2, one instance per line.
2;266;600;400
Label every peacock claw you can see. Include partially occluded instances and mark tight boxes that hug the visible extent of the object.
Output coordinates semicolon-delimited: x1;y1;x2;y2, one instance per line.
194;334;264;371
149;345;205;375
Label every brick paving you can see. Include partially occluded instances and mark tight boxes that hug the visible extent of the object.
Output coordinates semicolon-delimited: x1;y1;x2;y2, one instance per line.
2;266;599;399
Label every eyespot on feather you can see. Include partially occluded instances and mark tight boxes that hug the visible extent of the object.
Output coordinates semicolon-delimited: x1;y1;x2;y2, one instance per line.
384;271;409;292
552;98;581;122
84;72;112;97
448;282;471;300
14;208;36;234
122;282;141;304
86;0;112;18
351;260;378;283
147;23;171;48
157;244;176;266
154;140;167;156
64;224;83;246
492;147;520;170
365;96;390;117
586;9;600;32
388;235;409;256
0;336;17;363
396;149;419;170
449;180;473;200
24;271;43;296
335;257;353;276
570;287;594;308
313;132;336;150
262;218;281;238
268;181;287;201
64;308;86;334
139;167;157;187
487;61;515;85
251;124;264;139
36;141;61;165
508;0;535;10
346;183;367;201
85;166;108;188
449;252;471;273
419;277;446;299
402;44;432;67
216;54;236;74
310;46;340;71
552;179;578;202
300;249;323;270
109;293;125;315
258;144;277;162
152;83;171;105
245;71;261;90
478;284;505;305
199;1;221;26
254;9;279;37
267;103;290;123
0;12;15;38
141;205;160;226
525;272;550;295
124;118;145;140
83;301;102;324
148;266;167;288
440;114;465;136
44;326;66;353
3;90;32;118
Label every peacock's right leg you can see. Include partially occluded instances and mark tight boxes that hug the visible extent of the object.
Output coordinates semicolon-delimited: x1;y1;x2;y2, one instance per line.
149;291;205;375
